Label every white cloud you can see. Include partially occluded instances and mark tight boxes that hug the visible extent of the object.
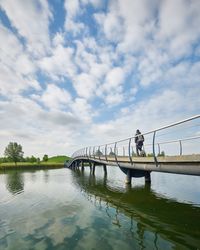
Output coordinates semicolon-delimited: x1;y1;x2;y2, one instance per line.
0;23;39;95
64;0;85;34
157;0;200;58
0;96;86;157
70;97;94;123
94;11;124;43
89;87;199;148
64;0;80;18
52;32;65;47
104;92;124;106
0;0;200;158
81;0;102;8
74;41;95;71
116;0;157;53
39;44;76;80
73;73;97;99
98;67;126;105
38;84;72;110
0;0;52;57
103;67;125;91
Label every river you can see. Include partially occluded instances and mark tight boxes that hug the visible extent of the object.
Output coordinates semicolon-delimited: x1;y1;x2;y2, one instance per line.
0;166;200;249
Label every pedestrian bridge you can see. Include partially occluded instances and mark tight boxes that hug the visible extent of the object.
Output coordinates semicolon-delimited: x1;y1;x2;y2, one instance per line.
65;115;200;183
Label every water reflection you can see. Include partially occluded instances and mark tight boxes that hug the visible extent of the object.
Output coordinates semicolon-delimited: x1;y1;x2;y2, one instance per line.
30;171;37;182
6;171;24;195
43;169;49;183
72;169;200;249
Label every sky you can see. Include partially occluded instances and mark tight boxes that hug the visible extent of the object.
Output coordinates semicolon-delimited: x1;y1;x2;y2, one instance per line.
0;0;200;158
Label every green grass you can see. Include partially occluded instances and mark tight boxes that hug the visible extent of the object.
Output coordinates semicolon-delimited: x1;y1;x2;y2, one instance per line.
47;155;70;163
0;155;71;170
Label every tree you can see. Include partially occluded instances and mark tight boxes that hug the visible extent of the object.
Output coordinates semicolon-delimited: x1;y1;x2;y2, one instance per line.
109;151;116;156
30;155;37;163
43;154;48;162
95;149;103;156
158;151;165;157
4;142;24;165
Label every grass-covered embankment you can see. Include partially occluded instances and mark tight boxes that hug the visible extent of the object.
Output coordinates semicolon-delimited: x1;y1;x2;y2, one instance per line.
0;155;70;170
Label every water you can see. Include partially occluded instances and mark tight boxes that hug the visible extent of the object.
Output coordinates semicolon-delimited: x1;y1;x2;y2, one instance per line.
0;167;200;250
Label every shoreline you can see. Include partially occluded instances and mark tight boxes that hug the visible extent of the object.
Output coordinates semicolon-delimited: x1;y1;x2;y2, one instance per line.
0;162;65;171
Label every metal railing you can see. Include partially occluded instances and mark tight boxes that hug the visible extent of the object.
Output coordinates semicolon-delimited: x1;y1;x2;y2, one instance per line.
70;114;200;166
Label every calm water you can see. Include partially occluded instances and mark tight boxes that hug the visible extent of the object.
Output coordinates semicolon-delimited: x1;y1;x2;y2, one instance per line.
0;166;200;250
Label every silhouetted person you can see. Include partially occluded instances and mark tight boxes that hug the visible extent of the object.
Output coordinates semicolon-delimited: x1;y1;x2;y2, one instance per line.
135;129;145;156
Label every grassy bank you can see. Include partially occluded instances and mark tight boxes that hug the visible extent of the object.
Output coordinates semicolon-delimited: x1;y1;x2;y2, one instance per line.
48;155;70;163
0;155;70;170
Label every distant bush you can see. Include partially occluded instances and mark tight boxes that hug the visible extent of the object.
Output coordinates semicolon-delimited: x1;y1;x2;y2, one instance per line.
147;153;154;157
132;151;137;157
0;157;9;163
158;151;165;157
109;151;116;156
43;154;48;162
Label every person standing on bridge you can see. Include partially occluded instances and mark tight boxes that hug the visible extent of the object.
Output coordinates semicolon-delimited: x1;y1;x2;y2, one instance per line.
135;129;145;156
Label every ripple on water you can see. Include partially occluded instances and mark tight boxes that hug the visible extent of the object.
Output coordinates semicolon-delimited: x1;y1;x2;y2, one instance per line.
0;219;15;241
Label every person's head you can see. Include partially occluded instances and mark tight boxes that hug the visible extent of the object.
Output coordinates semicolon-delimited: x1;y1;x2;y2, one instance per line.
136;129;140;133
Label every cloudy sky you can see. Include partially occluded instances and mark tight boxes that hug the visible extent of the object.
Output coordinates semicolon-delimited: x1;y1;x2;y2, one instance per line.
0;0;200;157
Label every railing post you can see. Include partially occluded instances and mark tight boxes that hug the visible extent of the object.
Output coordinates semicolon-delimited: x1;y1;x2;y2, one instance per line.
153;131;158;167
179;140;182;155
123;146;125;156
86;147;88;159
128;138;133;164
105;144;108;162
114;142;119;166
93;146;95;159
158;143;160;155
98;146;101;160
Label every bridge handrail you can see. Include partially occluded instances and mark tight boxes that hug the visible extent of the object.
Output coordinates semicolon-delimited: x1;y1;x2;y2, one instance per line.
91;114;200;147
70;114;200;164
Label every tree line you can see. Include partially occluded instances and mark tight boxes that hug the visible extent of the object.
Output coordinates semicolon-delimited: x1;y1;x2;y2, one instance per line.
0;142;49;165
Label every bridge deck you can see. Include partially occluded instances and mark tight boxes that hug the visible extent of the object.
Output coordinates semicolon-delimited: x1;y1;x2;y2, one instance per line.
105;155;200;164
69;154;200;176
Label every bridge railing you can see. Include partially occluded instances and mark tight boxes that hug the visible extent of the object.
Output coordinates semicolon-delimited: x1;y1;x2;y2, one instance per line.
71;114;200;166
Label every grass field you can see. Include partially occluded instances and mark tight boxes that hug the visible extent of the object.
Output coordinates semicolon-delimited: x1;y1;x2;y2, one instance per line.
47;155;70;163
0;155;70;170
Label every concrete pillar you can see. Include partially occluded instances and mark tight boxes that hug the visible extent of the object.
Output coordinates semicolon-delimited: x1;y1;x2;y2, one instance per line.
103;164;107;175
92;163;96;175
103;174;107;187
125;169;132;184
81;161;84;171
144;171;151;183
89;162;92;173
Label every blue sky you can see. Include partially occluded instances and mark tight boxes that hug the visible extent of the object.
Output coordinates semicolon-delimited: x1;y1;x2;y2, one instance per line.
0;0;200;157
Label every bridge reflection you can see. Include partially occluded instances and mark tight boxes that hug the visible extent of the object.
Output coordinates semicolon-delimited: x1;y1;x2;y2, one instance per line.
72;169;200;249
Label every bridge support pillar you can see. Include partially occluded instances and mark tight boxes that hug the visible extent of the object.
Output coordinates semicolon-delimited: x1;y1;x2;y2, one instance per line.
125;169;132;184
81;161;84;171
92;163;96;175
75;161;78;170
103;164;107;175
89;162;92;173
144;171;151;183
